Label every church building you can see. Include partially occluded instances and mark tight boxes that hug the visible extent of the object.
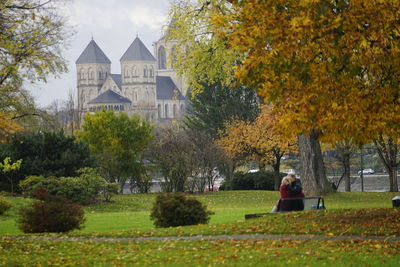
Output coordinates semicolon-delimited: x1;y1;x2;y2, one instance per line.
75;35;186;121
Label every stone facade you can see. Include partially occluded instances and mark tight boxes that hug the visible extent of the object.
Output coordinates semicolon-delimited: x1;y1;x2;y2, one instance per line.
76;36;186;121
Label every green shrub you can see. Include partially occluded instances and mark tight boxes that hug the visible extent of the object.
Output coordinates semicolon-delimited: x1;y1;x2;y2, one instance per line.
100;183;119;202
150;193;213;228
222;171;284;190
19;168;114;204
18;189;85;233
0;197;12;215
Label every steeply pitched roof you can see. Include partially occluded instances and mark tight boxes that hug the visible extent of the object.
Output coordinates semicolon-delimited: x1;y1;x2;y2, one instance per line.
156;76;185;100
88;89;131;104
76;39;111;64
120;37;156;62
110;74;122;89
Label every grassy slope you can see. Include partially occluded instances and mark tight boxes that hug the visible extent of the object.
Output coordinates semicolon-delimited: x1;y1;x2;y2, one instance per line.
1;239;399;266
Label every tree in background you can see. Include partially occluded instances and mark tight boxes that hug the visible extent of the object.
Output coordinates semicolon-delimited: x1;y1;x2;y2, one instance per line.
0;131;94;192
185;81;259;139
149;125;196;192
0;0;71;140
218;105;297;190
186;129;228;192
213;0;400;193
77;110;153;192
374;136;399;192
0;157;22;194
328;141;358;192
166;0;240;96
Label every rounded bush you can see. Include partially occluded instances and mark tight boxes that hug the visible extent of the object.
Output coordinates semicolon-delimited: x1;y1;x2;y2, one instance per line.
150;193;213;228
0;197;12;215
18;192;85;233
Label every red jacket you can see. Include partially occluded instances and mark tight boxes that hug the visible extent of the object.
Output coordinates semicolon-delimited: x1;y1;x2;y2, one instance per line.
279;184;304;199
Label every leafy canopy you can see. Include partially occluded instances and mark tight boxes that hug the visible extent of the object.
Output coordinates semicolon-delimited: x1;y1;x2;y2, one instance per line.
214;0;400;144
0;0;70;140
77;110;153;185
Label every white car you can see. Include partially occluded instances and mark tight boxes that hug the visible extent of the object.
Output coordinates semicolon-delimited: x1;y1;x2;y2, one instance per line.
358;168;375;175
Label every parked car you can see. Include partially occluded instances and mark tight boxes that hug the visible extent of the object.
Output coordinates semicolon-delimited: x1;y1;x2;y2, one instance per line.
358;168;375;175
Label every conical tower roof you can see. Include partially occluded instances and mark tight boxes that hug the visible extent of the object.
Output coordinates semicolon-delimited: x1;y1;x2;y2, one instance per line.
76;39;111;64
120;37;156;62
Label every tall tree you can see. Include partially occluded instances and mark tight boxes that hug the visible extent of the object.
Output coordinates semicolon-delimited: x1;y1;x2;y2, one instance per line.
76;110;153;192
185;81;259;138
213;0;400;193
0;0;70;140
149;125;196;192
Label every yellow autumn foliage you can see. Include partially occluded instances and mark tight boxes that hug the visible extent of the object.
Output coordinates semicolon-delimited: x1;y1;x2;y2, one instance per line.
214;0;400;144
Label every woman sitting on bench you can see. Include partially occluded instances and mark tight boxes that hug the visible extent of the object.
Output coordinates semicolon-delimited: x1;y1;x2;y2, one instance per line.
271;174;304;212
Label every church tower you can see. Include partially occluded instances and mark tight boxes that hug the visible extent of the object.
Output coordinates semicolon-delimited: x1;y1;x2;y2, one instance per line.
120;37;157;120
76;39;111;112
153;20;187;96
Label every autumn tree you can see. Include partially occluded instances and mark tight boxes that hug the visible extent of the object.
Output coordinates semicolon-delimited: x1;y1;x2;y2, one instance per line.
212;0;400;193
0;0;70;140
166;0;239;96
76;110;153;192
218;105;297;190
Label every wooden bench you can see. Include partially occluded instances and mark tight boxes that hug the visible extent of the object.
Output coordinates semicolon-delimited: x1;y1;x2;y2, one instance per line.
245;196;325;219
277;196;325;212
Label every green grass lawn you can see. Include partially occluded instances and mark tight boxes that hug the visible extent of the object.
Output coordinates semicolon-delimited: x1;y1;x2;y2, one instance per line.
0;191;398;235
1;191;399;266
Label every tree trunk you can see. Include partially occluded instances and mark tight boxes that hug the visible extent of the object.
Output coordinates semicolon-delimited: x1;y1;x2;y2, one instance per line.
298;131;332;195
343;152;351;192
272;162;281;191
374;136;399;192
272;149;282;191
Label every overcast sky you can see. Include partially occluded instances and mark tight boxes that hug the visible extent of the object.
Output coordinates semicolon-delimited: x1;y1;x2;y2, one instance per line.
29;0;171;108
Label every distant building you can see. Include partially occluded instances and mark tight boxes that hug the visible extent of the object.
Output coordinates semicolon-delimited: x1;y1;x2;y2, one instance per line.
76;35;186;121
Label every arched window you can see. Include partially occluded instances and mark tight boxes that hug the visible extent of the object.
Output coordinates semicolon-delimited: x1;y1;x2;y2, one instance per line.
150;91;155;104
173;104;177;118
164;104;169;118
78;68;84;80
158;46;166;69
146;91;150;104
157;104;162;118
149;67;154;77
180;104;185;113
171;45;177;67
132;66;137;77
143;66;148;77
88;68;93;80
124;68;130;78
